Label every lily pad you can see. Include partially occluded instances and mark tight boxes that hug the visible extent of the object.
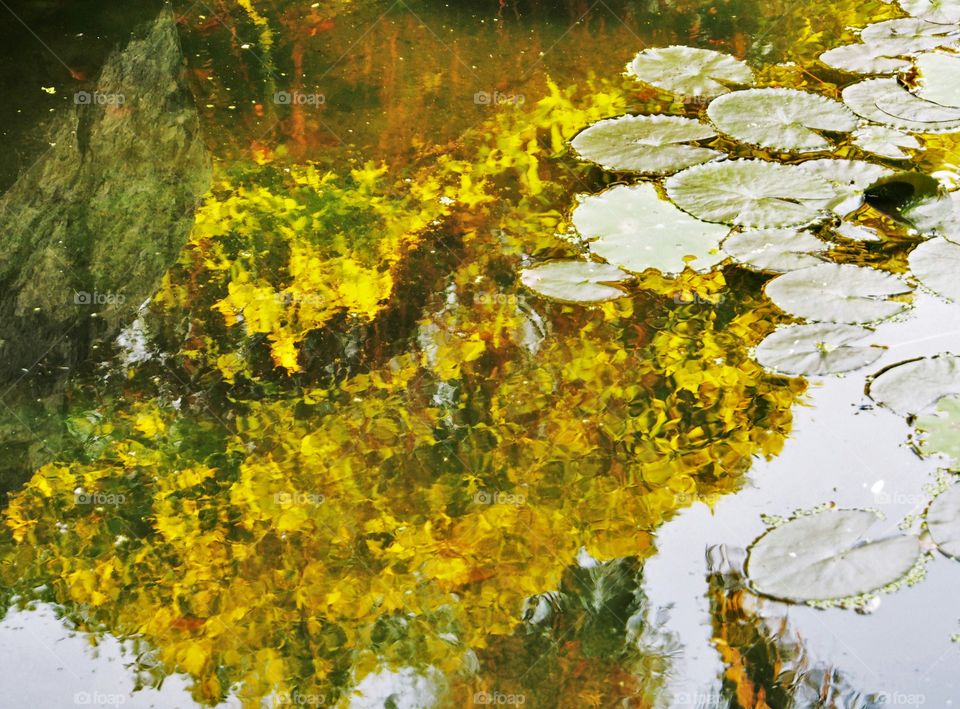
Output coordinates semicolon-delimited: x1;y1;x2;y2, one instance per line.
754;323;883;376
867;354;960;415
835;221;882;242
626;46;754;97
745;509;923;603
820;43;912;75
765;262;911;324
878;82;960;124
901;188;960;240
519;261;631;303
913;52;960;109
925;483;960;560
915;394;960;461
859;17;958;44
821;18;956;75
665;160;836;228
851;125;921;159
570;114;721;175
721;228;828;272
899;0;960;24
707;88;858;153
572;183;729;275
843;78;960;132
797;159;894;215
798;159;893;189
909;237;960;301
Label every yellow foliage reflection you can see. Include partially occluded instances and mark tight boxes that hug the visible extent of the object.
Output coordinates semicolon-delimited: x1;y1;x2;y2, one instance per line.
0;34;808;709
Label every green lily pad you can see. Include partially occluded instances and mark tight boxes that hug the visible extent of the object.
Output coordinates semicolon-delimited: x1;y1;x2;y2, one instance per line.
913;52;960;109
867;354;960;415
852;125;921;159
925;483;960;560
706;88;858;153
570;114;721;175
519;261;631;303
745;509;923;603
843;78;960;132
797;159;894;190
899;0;960;25
626;46;754;97
820;43;912;75
754;323;883;376
859;17;958;44
901;188;960;240
765;262;911;324
820;18;956;75
797;159;894;215
665;160;836;228
915;394;960;461
877;84;960;123
721;228;828;272
909;237;960;301
572;183;729;275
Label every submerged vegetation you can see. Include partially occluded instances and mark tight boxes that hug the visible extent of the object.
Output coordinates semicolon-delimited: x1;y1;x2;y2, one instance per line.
2;0;960;705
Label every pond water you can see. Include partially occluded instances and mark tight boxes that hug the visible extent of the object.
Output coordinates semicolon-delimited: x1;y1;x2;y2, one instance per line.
1;0;959;706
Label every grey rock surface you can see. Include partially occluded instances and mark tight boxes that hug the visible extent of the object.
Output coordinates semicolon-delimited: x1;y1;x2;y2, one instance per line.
0;5;210;384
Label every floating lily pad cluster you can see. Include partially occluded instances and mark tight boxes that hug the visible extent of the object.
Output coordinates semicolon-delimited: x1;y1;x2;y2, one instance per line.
839;23;960;134
517;23;960;611
745;353;960;603
520;45;901;303
756;182;960;373
521;47;752;302
820;11;960;168
861;352;960;584
526;7;960;611
520;30;960;310
748;2;960;379
518;31;960;388
741;0;960;603
844;78;960;133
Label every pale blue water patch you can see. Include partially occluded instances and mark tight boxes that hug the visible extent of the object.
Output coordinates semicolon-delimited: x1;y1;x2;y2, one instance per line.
0;604;239;708
644;290;960;706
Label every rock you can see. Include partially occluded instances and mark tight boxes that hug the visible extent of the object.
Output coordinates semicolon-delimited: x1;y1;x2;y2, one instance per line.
0;6;209;501
0;5;210;383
